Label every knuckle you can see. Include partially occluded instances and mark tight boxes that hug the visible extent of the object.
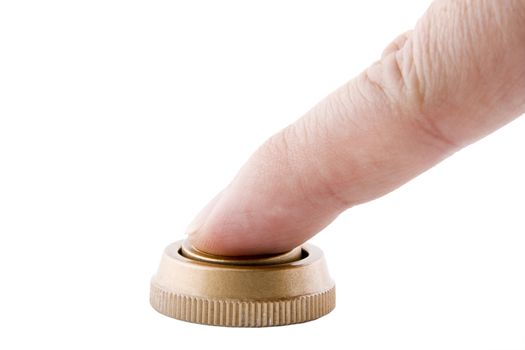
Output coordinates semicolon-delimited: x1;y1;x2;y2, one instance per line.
360;33;458;154
359;34;429;116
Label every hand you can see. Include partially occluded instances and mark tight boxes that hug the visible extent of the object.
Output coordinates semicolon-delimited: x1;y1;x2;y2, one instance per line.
186;0;525;256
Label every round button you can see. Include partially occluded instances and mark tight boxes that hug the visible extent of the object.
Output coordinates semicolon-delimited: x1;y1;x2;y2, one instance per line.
150;240;336;327
180;239;303;266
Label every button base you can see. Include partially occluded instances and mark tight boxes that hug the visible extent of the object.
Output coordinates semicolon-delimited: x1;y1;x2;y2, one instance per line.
150;240;336;327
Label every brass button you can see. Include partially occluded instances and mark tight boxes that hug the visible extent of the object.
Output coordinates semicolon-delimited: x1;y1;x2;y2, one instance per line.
150;240;336;327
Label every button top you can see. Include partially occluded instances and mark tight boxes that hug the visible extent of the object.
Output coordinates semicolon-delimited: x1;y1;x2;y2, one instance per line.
180;239;302;266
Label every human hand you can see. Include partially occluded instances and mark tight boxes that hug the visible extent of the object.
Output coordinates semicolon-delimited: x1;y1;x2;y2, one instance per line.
186;0;525;256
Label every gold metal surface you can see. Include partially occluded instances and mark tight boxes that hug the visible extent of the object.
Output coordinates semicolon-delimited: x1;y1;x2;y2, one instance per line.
180;240;303;266
150;240;335;327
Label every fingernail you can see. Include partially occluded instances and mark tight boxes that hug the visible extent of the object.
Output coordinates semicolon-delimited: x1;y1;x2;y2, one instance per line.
185;191;223;237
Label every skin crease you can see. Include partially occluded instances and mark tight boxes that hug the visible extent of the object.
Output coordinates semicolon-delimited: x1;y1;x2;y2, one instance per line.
187;0;525;256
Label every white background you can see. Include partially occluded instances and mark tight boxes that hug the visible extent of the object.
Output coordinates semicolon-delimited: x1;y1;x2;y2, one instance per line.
1;1;524;349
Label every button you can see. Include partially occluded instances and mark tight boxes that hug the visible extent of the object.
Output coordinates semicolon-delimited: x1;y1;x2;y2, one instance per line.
150;240;335;327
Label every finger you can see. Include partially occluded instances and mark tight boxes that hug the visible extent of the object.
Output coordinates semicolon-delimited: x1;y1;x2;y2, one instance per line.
188;0;525;256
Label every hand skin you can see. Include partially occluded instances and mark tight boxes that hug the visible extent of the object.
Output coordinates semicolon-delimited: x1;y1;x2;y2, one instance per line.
187;0;525;256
